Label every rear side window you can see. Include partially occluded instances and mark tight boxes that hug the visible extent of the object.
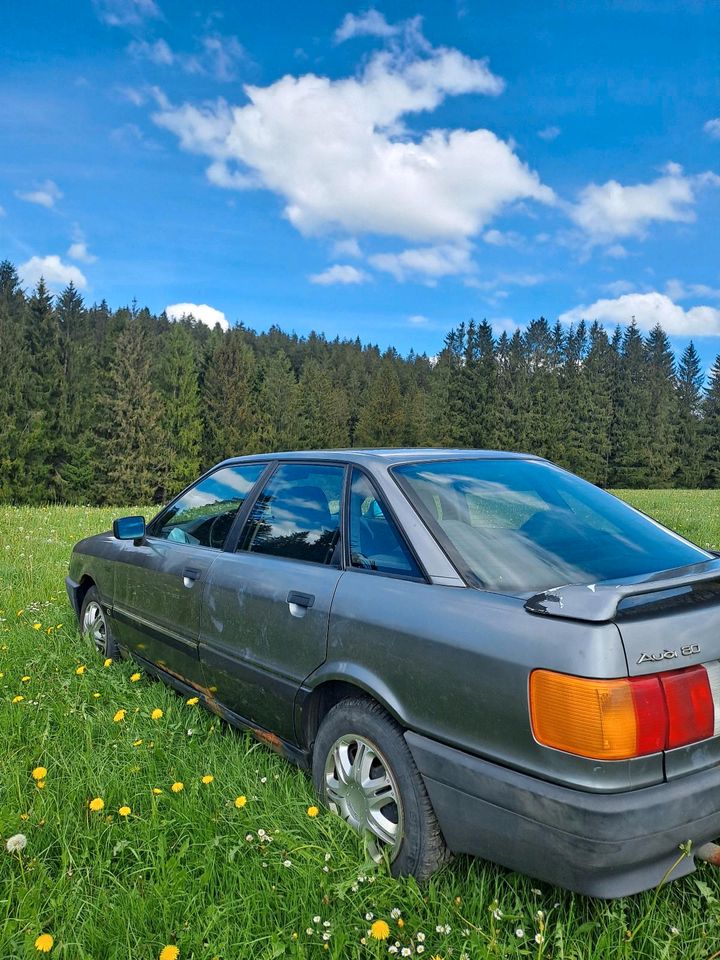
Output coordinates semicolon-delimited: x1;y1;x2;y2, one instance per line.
238;463;344;565
348;469;422;579
149;464;265;549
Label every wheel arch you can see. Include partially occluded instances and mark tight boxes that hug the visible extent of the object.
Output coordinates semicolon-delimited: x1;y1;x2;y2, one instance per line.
297;666;410;751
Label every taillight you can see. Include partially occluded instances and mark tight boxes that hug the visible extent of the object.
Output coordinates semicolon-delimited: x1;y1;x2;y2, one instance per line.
529;664;718;760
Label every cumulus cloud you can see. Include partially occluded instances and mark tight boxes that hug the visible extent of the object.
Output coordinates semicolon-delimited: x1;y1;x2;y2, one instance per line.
331;237;362;259
128;34;247;82
152;21;554;243
704;118;720;140
166;302;228;330
334;10;400;43
309;264;369;285
369;243;473;282
128;38;174;66
560;292;720;336
665;278;720;302
19;255;88;292
569;163;720;243
93;0;160;26
15;179;62;209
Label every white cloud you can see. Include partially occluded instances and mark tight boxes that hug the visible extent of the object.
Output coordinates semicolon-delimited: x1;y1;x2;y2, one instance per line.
601;279;636;296
93;0;160;26
408;314;429;325
482;228;523;248
128;38;174;66
18;255;88;292
309;264;369;285
0;205;5;217
334;10;400;43
665;278;720;302
128;34;246;81
68;241;97;264
569;163;719;243
152;24;554;244
560;292;720;335
703;118;720;140
538;125;560;141
331;237;362;259
369;243;473;283
166;302;228;330
15;179;63;209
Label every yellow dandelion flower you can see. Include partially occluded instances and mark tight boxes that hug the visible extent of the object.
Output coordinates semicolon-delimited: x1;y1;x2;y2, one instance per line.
130;672;141;682
20;813;30;821
36;781;46;790
34;933;54;953
113;709;126;722
55;624;62;630
306;805;319;818
103;658;112;668
88;797;104;812
397;918;405;928
171;781;184;793
152;787;163;795
234;795;247;809
32;766;47;781
201;774;214;784
32;623;41;631
93;692;101;699
159;946;179;960
21;676;30;682
0;672;3;678
186;696;199;705
370;920;390;941
151;708;163;720
12;695;24;703
118;805;131;817
16;609;24;616
75;665;86;675
46;627;53;635
132;739;143;747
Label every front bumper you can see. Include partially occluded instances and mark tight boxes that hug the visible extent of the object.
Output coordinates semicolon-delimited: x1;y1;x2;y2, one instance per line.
406;731;720;897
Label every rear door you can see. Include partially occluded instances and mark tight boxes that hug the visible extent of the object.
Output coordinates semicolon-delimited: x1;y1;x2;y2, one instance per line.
199;461;346;741
111;462;266;687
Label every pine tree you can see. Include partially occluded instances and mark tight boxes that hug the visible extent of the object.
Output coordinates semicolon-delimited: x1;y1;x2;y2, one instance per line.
297;359;349;448
253;350;301;451
610;321;652;487
644;323;678;486
675;342;704;487
158;322;203;498
0;262;31;501
703;355;720;487
203;330;258;462
355;358;405;447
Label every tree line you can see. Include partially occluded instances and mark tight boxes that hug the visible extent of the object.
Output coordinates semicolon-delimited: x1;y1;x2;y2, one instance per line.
1;258;719;505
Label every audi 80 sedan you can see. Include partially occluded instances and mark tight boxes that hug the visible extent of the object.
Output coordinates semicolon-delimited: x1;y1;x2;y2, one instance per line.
66;449;720;896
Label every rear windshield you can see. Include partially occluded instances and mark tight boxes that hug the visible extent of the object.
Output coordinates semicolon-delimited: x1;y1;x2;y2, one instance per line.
393;459;711;595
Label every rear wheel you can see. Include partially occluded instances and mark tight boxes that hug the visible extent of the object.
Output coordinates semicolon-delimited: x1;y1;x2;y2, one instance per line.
312;697;449;881
80;587;119;661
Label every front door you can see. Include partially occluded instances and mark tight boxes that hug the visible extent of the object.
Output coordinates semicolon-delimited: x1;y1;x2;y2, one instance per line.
199;461;346;742
111;462;266;688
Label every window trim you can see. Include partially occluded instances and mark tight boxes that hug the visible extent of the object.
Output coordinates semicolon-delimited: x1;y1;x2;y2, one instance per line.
230;459;349;568
145;460;271;551
344;465;430;584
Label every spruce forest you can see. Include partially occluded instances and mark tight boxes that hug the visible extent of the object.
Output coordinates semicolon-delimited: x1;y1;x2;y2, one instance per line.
1;258;718;506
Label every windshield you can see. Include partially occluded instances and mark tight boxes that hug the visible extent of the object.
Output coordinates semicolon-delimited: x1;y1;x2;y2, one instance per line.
393;459;711;595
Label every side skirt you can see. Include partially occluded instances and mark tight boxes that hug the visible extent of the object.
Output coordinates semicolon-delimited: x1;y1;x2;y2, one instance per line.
131;651;311;771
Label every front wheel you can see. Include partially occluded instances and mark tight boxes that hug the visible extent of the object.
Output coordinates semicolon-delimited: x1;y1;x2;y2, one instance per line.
80;587;119;661
312;697;449;881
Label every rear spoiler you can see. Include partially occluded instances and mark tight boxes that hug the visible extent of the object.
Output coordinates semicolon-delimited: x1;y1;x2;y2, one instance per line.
524;558;720;623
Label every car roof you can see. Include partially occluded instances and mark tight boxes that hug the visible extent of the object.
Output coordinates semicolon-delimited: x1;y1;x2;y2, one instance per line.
216;448;546;469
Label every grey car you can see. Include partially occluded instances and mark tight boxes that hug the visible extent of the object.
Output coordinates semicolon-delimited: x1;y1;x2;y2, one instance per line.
66;449;720;896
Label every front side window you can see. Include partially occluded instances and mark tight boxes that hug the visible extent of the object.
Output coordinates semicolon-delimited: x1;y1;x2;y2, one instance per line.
394;458;712;595
149;464;265;549
348;469;421;578
238;463;344;565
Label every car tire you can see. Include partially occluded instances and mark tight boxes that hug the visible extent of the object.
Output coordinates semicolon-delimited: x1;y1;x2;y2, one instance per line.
80;587;119;661
312;696;449;881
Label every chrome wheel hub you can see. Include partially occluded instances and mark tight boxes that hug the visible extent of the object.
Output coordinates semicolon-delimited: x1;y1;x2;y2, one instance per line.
82;601;107;655
323;734;403;862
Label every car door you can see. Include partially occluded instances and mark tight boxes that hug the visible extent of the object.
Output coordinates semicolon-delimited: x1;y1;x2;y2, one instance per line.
111;462;266;688
199;461;346;742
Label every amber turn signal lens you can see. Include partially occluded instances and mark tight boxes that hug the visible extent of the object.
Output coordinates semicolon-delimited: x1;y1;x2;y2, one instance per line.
529;670;667;760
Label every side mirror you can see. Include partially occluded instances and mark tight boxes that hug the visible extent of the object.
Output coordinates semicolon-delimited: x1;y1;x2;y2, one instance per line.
113;515;146;543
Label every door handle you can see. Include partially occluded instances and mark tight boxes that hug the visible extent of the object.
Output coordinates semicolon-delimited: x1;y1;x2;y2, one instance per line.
286;591;315;609
182;567;201;588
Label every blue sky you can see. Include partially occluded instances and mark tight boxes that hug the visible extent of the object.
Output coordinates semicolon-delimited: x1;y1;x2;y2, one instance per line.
1;0;719;364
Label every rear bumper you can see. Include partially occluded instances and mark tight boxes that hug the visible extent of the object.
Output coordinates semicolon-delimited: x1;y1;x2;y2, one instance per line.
405;731;720;897
65;576;82;620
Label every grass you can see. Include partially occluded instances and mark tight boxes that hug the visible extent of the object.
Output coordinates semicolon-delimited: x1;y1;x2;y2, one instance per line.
2;496;720;959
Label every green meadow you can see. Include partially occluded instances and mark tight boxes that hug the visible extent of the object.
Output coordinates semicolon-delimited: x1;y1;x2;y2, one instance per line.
2;494;720;960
